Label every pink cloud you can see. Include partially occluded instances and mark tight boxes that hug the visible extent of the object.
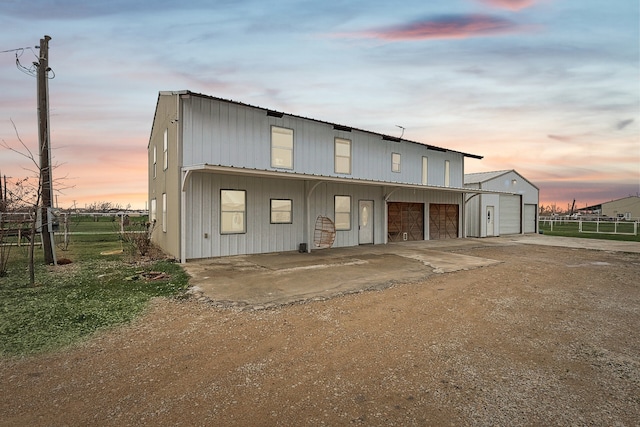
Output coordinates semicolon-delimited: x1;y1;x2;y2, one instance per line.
476;0;538;11
342;15;529;41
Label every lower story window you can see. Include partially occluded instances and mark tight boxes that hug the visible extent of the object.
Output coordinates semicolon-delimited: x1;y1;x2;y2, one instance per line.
150;198;157;222
271;199;292;224
221;190;246;234
162;193;167;233
335;195;351;230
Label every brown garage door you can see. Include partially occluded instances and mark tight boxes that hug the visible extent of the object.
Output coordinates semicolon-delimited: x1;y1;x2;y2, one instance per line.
429;204;459;239
387;202;424;242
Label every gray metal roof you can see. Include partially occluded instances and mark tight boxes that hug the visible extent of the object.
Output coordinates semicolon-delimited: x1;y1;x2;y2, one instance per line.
464;170;513;184
169;90;484;160
464;169;539;190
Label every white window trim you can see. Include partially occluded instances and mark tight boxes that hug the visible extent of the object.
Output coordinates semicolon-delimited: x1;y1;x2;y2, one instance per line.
422;156;428;185
270;199;293;224
163;128;168;170
150;198;157;222
334;195;352;231
220;189;247;234
392;153;401;173
271;126;294;170
162;193;167;233
153;146;157;179
444;160;450;187
334;138;352;174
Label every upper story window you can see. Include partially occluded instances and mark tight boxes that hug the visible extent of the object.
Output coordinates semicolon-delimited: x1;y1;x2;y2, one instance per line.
271;126;293;169
391;153;401;173
153;146;157;179
422;157;428;185
335;138;351;174
444;160;450;187
163;128;168;170
221;190;246;234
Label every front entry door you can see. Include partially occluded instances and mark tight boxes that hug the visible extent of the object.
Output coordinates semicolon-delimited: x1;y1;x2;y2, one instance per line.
487;206;495;236
359;200;374;244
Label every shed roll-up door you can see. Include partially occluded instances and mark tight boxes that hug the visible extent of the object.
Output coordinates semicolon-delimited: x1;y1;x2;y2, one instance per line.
499;195;521;235
524;204;537;233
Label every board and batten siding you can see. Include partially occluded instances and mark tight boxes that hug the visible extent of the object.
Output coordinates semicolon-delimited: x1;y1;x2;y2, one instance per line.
185;173;305;259
148;93;181;259
183;172;466;258
180;95;463;188
464;184;481;238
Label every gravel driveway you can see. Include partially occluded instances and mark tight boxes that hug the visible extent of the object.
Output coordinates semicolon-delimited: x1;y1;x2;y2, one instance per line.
1;243;639;426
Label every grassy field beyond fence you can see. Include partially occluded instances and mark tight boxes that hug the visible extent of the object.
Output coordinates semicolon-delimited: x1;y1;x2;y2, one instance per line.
538;219;640;242
0;215;189;356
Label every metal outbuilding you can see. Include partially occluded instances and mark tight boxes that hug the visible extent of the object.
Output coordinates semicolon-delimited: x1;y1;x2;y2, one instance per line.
464;170;539;237
577;196;640;220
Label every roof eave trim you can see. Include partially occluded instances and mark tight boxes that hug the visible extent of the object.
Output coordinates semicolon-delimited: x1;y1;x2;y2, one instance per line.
183;164;511;195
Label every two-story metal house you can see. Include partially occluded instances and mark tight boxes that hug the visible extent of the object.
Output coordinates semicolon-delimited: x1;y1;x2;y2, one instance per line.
148;91;484;262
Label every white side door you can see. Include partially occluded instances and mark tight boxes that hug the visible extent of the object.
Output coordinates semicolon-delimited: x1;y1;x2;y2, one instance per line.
487;205;495;236
359;200;374;244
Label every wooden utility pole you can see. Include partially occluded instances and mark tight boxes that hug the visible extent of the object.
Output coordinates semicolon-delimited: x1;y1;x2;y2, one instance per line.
37;35;55;265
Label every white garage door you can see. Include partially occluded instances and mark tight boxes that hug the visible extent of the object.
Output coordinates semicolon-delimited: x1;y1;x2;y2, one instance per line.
524;204;537;233
499;195;521;235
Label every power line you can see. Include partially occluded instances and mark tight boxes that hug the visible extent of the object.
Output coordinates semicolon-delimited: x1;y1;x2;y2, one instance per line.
0;46;37;54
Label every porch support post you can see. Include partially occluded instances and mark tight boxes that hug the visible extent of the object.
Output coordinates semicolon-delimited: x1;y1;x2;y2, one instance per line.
180;168;193;263
305;180;323;253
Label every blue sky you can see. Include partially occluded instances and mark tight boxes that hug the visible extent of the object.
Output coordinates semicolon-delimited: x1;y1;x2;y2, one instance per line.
1;0;638;210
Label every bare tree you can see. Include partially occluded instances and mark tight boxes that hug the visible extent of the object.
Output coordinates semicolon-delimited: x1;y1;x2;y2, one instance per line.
1;120;69;284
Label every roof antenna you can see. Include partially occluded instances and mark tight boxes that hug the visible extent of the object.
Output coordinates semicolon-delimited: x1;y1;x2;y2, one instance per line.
396;125;405;139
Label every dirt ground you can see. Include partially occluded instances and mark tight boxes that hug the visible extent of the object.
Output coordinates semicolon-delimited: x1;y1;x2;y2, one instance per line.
1;244;639;426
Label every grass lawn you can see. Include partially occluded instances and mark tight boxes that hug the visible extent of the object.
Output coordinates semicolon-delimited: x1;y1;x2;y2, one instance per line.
0;222;189;356
538;220;640;242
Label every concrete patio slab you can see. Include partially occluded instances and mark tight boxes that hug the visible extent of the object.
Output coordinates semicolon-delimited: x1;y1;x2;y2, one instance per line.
183;239;504;308
183;234;639;309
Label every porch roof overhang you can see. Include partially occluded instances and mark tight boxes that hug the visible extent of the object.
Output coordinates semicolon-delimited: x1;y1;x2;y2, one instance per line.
182;164;508;195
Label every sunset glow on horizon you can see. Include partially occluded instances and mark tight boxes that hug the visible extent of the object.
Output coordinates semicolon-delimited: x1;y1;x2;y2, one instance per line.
1;0;638;211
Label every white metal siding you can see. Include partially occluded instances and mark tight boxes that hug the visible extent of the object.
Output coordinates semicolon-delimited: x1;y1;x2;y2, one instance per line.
180;95;464;188
524;204;537;233
184;170;465;258
185;173;305;259
464;187;481;237
499;195;521;235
